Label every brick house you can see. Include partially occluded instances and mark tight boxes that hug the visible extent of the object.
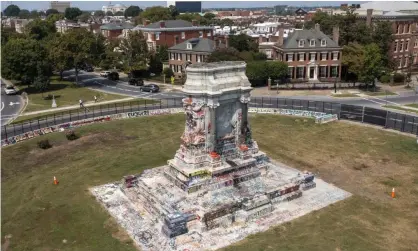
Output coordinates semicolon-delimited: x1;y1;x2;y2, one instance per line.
100;22;134;39
168;38;225;77
132;20;214;52
272;24;342;82
294;8;308;24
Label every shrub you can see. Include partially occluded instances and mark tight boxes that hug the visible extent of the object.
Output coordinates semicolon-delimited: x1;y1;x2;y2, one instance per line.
163;68;174;78
379;74;391;83
37;139;52;149
65;130;78;141
393;73;405;83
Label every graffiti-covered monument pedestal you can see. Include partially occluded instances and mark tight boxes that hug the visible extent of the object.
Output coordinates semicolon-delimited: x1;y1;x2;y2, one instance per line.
91;62;351;251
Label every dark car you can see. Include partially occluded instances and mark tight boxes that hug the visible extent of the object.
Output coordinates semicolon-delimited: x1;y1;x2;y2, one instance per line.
140;84;159;93
108;72;119;81
128;78;144;86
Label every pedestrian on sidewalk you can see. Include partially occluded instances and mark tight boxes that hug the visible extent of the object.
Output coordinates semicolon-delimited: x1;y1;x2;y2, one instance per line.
79;99;84;108
94;95;97;103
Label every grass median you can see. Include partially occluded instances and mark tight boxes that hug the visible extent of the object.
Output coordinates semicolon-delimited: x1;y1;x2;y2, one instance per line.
383;104;418;114
2;115;418;251
20;76;127;113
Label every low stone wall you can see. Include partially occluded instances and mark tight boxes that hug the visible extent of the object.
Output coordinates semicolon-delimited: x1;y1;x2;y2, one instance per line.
1;107;336;148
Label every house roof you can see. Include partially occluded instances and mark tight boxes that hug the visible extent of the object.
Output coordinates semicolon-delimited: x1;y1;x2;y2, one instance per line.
100;22;134;30
134;20;213;32
359;1;418;12
168;38;221;53
281;29;340;49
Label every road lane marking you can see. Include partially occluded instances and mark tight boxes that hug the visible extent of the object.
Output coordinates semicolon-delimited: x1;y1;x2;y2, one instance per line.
361;98;385;105
9;102;20;106
367;96;401;106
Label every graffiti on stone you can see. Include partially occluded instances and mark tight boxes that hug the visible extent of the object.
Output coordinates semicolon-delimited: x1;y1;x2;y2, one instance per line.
127;110;150;118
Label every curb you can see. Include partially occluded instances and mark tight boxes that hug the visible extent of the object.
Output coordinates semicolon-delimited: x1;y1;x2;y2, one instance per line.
5;92;28;125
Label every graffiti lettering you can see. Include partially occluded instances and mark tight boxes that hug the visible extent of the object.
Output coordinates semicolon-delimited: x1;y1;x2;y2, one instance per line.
127;111;149;118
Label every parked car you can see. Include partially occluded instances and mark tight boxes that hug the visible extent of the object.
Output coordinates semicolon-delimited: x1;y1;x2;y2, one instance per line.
128;78;144;86
84;65;94;72
140;84;159;93
100;71;111;77
107;72;119;81
4;85;17;95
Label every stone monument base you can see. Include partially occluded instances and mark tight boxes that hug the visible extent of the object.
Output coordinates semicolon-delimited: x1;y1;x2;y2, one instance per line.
90;160;351;251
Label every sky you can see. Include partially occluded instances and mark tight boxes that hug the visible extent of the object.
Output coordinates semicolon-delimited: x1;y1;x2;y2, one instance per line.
1;0;365;11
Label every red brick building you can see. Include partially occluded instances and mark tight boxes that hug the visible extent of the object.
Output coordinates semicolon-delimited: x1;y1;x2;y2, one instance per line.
133;20;214;52
100;22;134;39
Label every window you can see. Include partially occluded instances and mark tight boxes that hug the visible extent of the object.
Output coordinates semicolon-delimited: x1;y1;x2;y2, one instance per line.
404;57;408;67
187;43;192;50
197;55;201;62
319;66;327;78
396;24;401;34
321;39;326;46
299;53;305;61
199;31;203;38
310;40;315;46
181;32;185;39
155;32;160;40
207;32;211;37
170;53;174;60
415;39;418;48
331;66;338;77
288;67;293;78
398;58;402;68
309;53;316;61
400;40;404;51
321;52;327;61
405;39;409;51
404;24;408;33
394;41;398;52
287;54;293;62
175;36;179;44
298;40;305;47
297;67;304;79
333;52;338;60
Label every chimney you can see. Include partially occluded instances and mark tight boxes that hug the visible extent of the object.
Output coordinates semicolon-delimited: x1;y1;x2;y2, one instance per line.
225;35;229;48
314;23;320;32
278;27;284;46
366;9;373;27
332;26;339;46
192;20;198;26
159;21;165;28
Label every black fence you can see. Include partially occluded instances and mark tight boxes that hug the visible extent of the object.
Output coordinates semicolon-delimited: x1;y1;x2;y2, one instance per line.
2;97;418;140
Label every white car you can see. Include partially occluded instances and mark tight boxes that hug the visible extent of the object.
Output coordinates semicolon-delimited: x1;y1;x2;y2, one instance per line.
4;85;17;95
100;71;111;77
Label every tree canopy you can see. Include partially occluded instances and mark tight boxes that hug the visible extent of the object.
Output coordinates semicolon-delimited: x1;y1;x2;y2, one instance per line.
229;34;258;52
140;6;172;22
25;19;56;41
124;6;142;17
93;10;105;17
119;31;149;72
18;9;30;19
114;11;124;16
3;4;20;17
46;8;59;16
64;7;82;21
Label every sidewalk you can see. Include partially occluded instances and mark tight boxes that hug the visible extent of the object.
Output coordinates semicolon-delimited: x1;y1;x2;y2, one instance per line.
21;97;136;116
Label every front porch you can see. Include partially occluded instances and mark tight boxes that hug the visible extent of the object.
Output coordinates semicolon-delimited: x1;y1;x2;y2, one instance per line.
287;62;341;83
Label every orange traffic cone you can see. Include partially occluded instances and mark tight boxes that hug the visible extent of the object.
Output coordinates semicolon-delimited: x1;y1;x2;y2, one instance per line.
53;176;59;185
391;188;395;198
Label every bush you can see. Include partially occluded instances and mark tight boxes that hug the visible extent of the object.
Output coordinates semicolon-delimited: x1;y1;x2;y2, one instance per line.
37;139;52;149
393;73;405;83
163;68;174;78
379;74;391;83
65;130;78;141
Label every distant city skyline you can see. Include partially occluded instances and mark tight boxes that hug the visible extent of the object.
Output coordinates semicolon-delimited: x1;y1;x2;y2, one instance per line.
1;1;365;11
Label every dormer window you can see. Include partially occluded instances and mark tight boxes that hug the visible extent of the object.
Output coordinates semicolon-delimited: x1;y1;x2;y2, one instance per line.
298;39;305;47
321;39;326;46
310;39;315;46
187;43;192;50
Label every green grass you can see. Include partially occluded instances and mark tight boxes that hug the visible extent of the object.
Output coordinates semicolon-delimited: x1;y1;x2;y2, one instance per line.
2;115;418;251
331;93;359;98
405;103;418;109
20;76;126;113
363;91;398;96
383;105;418;114
12;99;160;124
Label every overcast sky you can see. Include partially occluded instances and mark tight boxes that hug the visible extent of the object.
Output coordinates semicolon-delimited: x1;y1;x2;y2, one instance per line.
1;1;364;11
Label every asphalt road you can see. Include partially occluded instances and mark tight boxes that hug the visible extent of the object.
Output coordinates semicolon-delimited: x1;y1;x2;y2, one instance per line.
1;79;24;126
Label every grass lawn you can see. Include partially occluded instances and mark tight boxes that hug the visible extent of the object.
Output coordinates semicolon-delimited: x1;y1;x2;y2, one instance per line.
363;90;398;96
383;105;418;114
21;76;126;113
12;99;160;124
331;93;358;98
406;103;418;109
2;115;418;251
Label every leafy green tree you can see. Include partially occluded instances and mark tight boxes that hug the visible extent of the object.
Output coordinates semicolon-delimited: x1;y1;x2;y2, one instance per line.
94;10;105;17
177;13;201;22
18;9;30;19
47;34;72;80
30;10;40;18
46;13;64;24
229;34;258;52
64;7;82;21
46;9;59;16
168;5;179;18
140;6;172;22
220;18;234;27
246;61;269;86
1;38;48;85
3;4;20;17
342;42;364;83
372;21;394;68
106;11;113;16
156;45;169;61
163;67;174;78
124;6;142;17
1;25;26;46
206;47;242;62
204;13;216;20
359;43;384;89
25;19;56;41
267;61;288;82
148;55;163;74
33;64;51;97
114;11;124;16
119;31;149;72
77;12;91;22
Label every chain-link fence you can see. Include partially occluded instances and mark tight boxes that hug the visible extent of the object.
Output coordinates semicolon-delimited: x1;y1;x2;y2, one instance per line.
2;97;417;139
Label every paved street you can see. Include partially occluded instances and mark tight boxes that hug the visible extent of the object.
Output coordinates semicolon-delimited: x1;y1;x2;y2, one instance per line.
1;79;24;126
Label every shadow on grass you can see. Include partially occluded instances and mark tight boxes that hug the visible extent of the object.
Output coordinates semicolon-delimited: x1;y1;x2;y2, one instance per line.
20;83;69;95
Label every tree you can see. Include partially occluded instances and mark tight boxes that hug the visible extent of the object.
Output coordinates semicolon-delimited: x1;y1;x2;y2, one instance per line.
140;6;172;22
25;19;56;41
156;45;168;61
106;11;113;16
77;12;91;23
359;43;384;89
204;13;216;20
163;67;174;78
33;64;51;97
30;10;40;18
168;5;179;18
65;7;82;21
246;61;269;86
177;13;201;22
94;10;105;17
372;21;394;68
220;18;234;27
266;61;288;82
1;38;48;85
47;34;72;80
119;31;149;72
148;55;163;74
46;9;59;16
124;5;142;17
229;34;258;52
114;11;124;16
206;47;242;62
1;25;26;46
342;42;364;83
46;13;64;24
18;9;30;19
3;4;20;17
